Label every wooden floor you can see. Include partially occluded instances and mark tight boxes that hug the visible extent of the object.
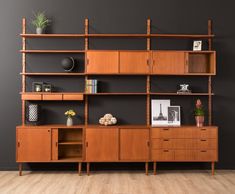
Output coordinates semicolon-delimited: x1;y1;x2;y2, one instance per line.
0;170;234;194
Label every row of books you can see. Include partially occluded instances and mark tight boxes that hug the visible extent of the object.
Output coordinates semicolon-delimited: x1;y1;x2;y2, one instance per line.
85;79;98;94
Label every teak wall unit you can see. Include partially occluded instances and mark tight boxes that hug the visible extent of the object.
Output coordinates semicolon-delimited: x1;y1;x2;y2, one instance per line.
17;18;218;176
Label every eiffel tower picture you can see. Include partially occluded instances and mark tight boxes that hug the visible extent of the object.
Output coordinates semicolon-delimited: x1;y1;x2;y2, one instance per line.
156;104;167;120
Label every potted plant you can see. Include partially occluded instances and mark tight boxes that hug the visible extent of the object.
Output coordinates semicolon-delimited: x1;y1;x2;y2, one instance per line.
32;11;50;34
65;109;76;126
194;99;205;127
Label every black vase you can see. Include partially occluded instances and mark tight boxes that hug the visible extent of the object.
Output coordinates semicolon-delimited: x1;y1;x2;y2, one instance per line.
61;57;75;72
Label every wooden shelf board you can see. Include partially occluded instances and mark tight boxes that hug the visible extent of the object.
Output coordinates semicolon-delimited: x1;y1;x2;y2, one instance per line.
20;50;85;53
59;141;83;145
85;93;147;95
150;92;214;96
20;73;86;76
58;156;83;162
20;33;214;39
151;73;216;76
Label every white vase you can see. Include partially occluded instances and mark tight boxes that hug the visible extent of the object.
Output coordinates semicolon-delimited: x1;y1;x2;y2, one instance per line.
36;27;43;34
66;117;73;126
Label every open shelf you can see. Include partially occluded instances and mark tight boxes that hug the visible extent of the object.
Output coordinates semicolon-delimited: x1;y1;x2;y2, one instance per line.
58;156;83;162
58;141;83;145
150;92;214;96
21;72;86;76
85;92;147;95
20;50;85;53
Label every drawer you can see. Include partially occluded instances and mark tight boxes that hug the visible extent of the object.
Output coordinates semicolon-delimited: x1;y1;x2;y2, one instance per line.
173;139;195;149
152;149;174;161
152;128;173;138
22;93;42;100
175;150;194;161
152;138;174;149
194;127;218;138
63;94;84;101
43;94;63;100
195;150;217;161
196;139;217;150
152;128;194;138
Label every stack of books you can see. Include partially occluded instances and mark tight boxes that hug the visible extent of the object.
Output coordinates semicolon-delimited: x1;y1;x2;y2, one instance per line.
85;79;98;93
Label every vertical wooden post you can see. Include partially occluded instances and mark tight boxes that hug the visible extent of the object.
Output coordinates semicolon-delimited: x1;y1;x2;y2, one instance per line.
87;162;90;176
208;19;212;126
211;162;215;175
19;163;22;176
78;162;82;176
153;162;157;175
22;18;26;125
145;162;149;175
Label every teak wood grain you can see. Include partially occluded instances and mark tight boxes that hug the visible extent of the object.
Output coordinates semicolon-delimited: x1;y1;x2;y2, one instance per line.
120;128;149;160
85;128;119;161
152;51;185;74
51;129;58;160
86;51;119;74
119;51;150;73
17;128;51;162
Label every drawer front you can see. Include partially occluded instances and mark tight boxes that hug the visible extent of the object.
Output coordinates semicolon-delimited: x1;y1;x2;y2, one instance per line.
152;138;174;149
174;150;194;161
195;127;218;138
43;94;63;100
173;128;194;138
173;139;195;149
152;128;173;138
152;149;174;161
22;94;42;100
63;94;84;101
196;139;217;150
195;150;217;161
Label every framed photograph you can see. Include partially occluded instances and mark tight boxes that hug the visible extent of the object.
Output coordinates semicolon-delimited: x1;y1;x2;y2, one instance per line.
193;40;202;51
151;99;170;126
32;82;43;92
167;106;181;126
43;84;52;92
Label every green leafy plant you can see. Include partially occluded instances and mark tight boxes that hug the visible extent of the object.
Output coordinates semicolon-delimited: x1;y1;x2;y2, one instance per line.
194;99;204;116
32;11;50;29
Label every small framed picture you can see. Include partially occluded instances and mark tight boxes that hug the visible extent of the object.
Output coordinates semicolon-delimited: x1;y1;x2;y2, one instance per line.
168;106;181;126
32;82;43;92
193;40;202;51
151;99;170;126
43;84;52;92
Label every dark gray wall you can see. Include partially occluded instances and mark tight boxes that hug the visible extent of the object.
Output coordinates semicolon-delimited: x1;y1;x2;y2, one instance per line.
0;0;235;170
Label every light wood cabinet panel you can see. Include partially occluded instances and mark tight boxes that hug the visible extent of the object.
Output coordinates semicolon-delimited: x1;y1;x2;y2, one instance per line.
86;51;119;74
174;150;195;161
42;94;63;100
120;128;149;160
86;128;118;161
63;94;84;101
152;138;174;149
194;127;218;138
51;129;58;161
196;139;217;150
195;150;217;161
152;51;185;74
17;128;51;162
119;51;149;73
21;93;42;100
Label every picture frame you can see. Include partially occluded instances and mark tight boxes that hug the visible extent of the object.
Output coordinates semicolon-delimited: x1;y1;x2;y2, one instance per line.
151;99;170;126
43;84;52;92
193;40;202;51
32;82;43;92
167;106;181;126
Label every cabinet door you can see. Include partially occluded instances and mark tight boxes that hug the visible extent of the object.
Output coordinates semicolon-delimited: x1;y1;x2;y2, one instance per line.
51;129;58;160
86;51;119;74
86;128;118;161
152;51;185;74
120;51;149;73
120;128;149;160
17;128;51;162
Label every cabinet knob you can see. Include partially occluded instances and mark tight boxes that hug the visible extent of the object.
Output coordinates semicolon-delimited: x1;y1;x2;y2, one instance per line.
18;142;20;147
86;142;88;147
147;141;150;147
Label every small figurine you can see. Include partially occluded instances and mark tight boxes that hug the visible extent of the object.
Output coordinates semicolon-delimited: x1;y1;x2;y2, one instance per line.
99;113;117;126
177;84;191;94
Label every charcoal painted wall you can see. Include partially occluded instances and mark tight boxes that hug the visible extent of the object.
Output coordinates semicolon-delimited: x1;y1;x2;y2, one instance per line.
0;0;235;170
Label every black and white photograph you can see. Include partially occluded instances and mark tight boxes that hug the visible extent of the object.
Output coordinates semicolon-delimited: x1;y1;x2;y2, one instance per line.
168;106;181;126
151;99;170;126
193;40;202;51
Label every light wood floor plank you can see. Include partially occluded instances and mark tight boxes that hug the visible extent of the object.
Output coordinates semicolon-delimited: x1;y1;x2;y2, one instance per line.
0;170;234;194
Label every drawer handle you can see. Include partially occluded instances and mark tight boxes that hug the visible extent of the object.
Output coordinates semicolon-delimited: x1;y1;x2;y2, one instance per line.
86;142;88;147
163;139;169;141
200;139;207;142
201;128;207;131
163;150;169;152
163;128;169;131
201;150;207;152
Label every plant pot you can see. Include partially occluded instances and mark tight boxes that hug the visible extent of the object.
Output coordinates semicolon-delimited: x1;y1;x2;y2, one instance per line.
66;117;73;126
195;116;204;127
36;27;43;34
